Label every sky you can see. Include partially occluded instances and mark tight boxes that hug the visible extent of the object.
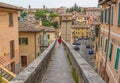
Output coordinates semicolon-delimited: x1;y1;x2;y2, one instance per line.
0;0;98;8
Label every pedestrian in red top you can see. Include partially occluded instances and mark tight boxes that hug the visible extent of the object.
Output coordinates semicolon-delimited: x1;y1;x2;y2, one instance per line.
58;36;62;47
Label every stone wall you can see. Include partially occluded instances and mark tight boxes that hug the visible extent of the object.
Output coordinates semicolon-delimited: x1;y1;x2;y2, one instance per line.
10;40;56;83
62;40;105;83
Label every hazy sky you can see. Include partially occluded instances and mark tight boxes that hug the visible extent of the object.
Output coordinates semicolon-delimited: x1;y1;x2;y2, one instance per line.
0;0;98;8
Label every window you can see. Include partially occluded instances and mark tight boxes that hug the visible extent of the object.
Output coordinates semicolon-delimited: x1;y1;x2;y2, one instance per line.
9;13;13;27
104;39;108;53
111;6;114;25
48;35;50;39
108;43;113;61
105;8;110;23
10;40;15;59
114;48;120;70
100;36;103;47
118;2;120;26
19;38;28;45
21;56;27;67
100;11;103;23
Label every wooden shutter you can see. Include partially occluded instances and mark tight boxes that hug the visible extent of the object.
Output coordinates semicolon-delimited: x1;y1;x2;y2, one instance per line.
111;6;114;25
104;39;108;53
9;13;13;27
114;48;120;70
105;9;107;22
101;11;103;23
108;43;113;61
10;40;15;58
26;38;28;45
19;38;21;45
21;56;27;67
100;36;102;47
108;8;110;23
118;2;120;26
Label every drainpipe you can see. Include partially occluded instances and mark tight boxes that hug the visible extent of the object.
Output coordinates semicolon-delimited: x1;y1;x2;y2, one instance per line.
104;4;111;79
34;33;36;58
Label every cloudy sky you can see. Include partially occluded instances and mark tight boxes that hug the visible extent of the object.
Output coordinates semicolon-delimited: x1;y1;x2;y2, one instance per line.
0;0;98;8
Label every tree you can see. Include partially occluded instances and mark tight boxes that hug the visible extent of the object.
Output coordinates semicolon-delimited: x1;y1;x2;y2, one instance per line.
20;11;27;18
35;10;46;21
52;21;58;29
49;13;58;22
43;20;52;27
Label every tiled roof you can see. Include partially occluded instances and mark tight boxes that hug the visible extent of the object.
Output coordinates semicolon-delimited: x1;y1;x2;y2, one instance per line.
0;2;23;11
19;21;44;32
43;27;56;32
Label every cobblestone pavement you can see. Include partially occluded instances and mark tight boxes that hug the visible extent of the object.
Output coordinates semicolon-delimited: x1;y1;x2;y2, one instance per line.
42;42;74;83
78;40;96;71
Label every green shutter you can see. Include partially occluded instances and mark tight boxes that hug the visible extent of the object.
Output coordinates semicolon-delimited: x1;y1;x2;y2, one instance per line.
118;3;120;26
100;36;102;47
105;9;107;22
104;39;108;53
26;38;28;45
111;6;114;25
108;43;113;61
108;8;110;23
114;48;120;70
101;11;103;23
19;38;21;45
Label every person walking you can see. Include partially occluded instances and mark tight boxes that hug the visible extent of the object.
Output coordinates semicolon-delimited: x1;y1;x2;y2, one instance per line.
58;36;62;47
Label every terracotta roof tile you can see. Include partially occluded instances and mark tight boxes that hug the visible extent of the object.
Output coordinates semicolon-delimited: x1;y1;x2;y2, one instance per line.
0;2;23;11
19;21;44;32
43;27;56;32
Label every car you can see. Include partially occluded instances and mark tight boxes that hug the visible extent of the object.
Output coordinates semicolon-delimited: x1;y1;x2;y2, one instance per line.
72;42;81;45
86;44;90;48
88;49;94;54
78;38;82;40
73;45;80;50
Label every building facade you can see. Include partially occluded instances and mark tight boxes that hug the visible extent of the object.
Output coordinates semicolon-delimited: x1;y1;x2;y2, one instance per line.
71;25;89;39
95;0;120;83
19;21;44;70
60;14;72;44
0;2;22;74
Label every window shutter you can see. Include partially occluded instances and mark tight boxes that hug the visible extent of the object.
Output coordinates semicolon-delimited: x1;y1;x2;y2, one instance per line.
26;38;28;45
111;6;114;25
108;43;113;61
101;11;103;23
108;8;110;23
104;39;108;53
100;36;102;47
105;9;107;22
19;38;21;45
118;2;120;26
114;48;120;70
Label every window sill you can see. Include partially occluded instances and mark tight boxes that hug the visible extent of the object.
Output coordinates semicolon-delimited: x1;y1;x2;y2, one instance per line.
118;25;120;27
10;57;15;60
9;25;14;27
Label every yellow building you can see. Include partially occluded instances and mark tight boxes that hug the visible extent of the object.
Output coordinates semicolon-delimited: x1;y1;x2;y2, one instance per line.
19;21;44;70
43;27;57;45
76;15;88;26
71;25;89;39
0;2;22;74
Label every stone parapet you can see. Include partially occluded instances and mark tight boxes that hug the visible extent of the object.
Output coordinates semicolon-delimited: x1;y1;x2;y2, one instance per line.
10;40;56;83
62;40;105;83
